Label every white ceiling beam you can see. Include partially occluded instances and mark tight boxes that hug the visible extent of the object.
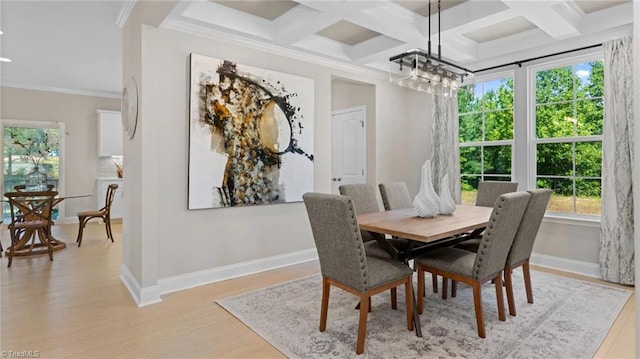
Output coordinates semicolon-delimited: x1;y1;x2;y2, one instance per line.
180;1;274;40
273;6;339;44
294;35;352;61
500;0;580;39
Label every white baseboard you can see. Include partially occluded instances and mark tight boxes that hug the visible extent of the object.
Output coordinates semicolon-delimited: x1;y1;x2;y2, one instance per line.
119;264;162;307
57;216;78;225
530;253;601;278
157;248;318;296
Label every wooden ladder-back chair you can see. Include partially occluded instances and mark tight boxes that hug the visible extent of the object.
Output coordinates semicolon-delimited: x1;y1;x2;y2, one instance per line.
76;184;118;247
4;190;58;267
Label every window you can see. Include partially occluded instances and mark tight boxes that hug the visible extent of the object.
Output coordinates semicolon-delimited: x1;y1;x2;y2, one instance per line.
458;75;514;204
2;121;64;220
533;60;603;215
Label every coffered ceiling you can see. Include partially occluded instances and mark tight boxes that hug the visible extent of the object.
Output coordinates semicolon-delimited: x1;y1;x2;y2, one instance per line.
163;0;633;74
0;1;634;97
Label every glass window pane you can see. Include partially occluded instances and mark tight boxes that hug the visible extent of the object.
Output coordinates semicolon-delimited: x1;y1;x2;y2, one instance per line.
484;145;512;174
576;99;603;136
483;77;513;110
575;142;602;177
459;113;482;142
576;61;604;99
576;179;601;215
485;110;513;141
458;85;482;113
461;175;479;204
537;177;574;213
536;143;573;176
536;66;574;104
460;146;481;174
536;103;575;138
458;84;482;113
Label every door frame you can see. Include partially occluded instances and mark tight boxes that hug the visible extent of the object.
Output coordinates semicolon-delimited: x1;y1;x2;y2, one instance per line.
331;105;367;193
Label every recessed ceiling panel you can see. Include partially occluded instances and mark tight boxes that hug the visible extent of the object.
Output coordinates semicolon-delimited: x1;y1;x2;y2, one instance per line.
213;0;297;21
395;0;467;17
316;21;381;46
463;16;537;43
574;0;629;14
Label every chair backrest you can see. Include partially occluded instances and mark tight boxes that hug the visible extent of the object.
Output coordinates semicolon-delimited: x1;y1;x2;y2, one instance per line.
102;184;119;213
338;184;380;215
14;184;56;191
4;190;58;225
472;191;530;281
379;182;412;210
475;181;518;207
303;193;370;292
506;188;553;266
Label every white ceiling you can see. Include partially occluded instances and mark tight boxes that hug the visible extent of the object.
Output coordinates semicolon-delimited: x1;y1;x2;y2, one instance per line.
0;0;634;97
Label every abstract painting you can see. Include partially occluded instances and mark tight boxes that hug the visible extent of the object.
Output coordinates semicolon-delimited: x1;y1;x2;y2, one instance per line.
188;54;314;209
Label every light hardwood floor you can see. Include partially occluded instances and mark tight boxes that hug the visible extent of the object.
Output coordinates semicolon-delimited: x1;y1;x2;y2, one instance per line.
0;223;635;358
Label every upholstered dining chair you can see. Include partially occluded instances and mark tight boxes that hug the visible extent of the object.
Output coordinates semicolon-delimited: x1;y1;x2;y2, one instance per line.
455;189;552;316
302;192;414;355
76;183;118;247
339;183;408;309
339;184;403;259
5;190;58;267
379;182;440;292
416;191;530;338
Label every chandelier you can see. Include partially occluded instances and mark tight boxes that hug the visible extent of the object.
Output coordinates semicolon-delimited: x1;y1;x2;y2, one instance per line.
389;0;473;97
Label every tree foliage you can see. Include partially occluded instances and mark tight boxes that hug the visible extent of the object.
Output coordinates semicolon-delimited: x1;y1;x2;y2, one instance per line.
458;61;604;201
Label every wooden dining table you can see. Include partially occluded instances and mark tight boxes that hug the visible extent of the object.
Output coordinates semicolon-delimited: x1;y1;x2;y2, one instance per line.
357;204;494;337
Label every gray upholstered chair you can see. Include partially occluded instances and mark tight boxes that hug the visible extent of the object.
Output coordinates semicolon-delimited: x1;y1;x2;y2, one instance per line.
415;191;530;338
503;188;552;316
474;181;519;207
452;189;552;315
339;184;405;259
303;193;414;355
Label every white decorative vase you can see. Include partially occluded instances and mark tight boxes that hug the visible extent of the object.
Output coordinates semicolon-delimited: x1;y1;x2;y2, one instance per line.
438;173;456;215
413;160;440;218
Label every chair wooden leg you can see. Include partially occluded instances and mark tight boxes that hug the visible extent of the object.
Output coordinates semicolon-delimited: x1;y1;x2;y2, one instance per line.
417;265;424;314
7;231;15;267
368;297;372;312
356;293;369;355
441;277;448;300
472;281;485;338
104;217;113;242
503;266;516;316
451;280;457;297
76;217;86;247
320;277;330;332
523;260;534;304
390;287;397;310
405;279;414;331
494;272;505;321
432;273;438;293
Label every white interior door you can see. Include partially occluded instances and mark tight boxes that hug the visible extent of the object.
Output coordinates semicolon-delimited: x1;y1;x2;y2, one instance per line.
331;106;366;194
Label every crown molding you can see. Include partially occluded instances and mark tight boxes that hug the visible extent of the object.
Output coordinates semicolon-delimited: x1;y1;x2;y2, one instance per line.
161;17;388;81
1;82;121;99
117;0;137;29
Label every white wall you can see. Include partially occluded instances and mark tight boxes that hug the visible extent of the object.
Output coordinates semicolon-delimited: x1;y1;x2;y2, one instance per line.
138;26;428;280
0;87;121;216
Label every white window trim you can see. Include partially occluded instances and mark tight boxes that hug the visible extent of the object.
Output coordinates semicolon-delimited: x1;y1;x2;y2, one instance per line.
1;119;67;217
527;52;604;220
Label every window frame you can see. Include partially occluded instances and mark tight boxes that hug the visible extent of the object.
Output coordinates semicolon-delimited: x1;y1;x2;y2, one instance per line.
527;52;604;220
458;70;515;198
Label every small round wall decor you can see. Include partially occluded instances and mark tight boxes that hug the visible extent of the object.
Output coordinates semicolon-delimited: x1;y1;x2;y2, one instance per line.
122;77;139;140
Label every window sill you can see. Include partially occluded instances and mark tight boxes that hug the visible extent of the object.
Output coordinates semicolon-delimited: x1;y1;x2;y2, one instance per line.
543;213;601;228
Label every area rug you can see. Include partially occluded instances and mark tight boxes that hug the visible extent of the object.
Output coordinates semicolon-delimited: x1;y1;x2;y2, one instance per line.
216;270;632;358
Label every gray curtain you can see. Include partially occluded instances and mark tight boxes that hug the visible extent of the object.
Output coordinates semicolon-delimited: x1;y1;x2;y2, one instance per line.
599;36;634;285
431;95;461;204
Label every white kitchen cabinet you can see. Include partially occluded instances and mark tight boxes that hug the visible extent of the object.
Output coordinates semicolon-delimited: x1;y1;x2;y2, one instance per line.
97;110;123;157
97;179;124;219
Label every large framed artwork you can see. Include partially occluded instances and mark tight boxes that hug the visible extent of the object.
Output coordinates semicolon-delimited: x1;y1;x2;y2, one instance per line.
188;54;315;209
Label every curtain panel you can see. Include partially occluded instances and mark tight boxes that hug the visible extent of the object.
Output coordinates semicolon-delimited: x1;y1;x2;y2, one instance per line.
431;95;461;204
599;36;635;285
